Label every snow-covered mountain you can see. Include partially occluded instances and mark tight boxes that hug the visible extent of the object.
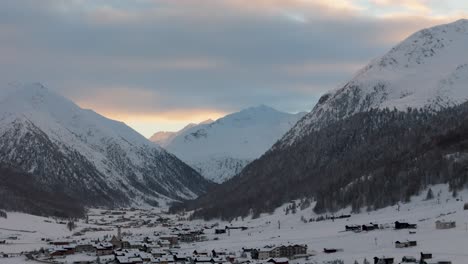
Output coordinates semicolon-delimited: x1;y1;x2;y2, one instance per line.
151;105;305;183
150;120;213;147
280;19;468;147
0;83;212;210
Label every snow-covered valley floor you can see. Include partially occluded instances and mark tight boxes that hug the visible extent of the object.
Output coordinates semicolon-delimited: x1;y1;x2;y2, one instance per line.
1;184;467;263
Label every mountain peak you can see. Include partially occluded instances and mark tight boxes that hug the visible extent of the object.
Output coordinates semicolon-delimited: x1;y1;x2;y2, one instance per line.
278;19;468;148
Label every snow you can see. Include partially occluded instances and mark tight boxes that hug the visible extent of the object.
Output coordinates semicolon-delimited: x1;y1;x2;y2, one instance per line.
152;105;305;183
0;83;203;205
282;19;468;147
1;184;467;263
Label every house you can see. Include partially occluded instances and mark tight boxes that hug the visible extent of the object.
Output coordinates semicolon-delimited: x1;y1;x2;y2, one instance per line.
401;256;417;263
373;257;394;264
75;242;95;253
464;203;468;210
215;229;226;234
395;221;417;230
94;243;114;256
435;221;456;230
323;248;343;254
49;246;75;257
267;258;289;264
160;235;179;246
420;252;433;261
395;241;417;248
362;224;379;231
345;225;361;232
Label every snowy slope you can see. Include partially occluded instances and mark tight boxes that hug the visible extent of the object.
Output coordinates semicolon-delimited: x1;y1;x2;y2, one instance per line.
280;19;468;147
150;121;207;147
153;106;305;183
0;83;211;209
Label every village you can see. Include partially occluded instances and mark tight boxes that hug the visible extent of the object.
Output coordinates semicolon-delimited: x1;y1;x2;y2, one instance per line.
0;185;467;264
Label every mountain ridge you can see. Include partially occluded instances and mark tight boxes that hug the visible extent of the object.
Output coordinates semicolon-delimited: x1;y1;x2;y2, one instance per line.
0;83;212;215
151;105;305;183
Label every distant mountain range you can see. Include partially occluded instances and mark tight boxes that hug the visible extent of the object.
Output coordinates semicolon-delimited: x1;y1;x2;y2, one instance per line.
174;19;468;220
150;105;305;183
0;83;212;217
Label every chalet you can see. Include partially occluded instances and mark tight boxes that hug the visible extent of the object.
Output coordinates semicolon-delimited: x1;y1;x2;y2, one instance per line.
323;248;343;254
94;242;114;256
420;252;433;261
435;220;456;230
225;226;248;231
267;258;289;264
160;235;179;246
345;225;361;232
362;223;379;231
373;257;394;264
0;240;5;244
395;241;417;248
401;256;417;263
49;246;75;257
75;242;95;253
395;221;417;230
215;229;226;234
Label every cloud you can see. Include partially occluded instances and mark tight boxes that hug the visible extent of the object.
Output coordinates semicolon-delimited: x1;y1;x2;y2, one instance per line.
0;0;466;136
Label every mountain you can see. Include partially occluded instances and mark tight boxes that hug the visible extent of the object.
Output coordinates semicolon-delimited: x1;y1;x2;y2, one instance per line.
151;105;305;183
149;121;207;147
280;19;468;147
0;83;212;216
173;19;468;220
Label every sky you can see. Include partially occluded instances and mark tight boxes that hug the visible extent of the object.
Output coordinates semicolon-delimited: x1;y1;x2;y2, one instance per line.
0;1;466;137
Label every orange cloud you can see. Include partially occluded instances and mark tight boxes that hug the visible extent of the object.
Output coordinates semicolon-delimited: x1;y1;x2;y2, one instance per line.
74;86;227;137
370;0;431;14
95;109;227;138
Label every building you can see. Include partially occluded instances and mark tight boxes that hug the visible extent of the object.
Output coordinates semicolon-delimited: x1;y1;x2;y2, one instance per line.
267;258;289;264
94;243;114;256
373;257;394;264
362;224;379;231
345;225;361;232
394;221;417;230
395;241;417;248
435;221;456;230
401;256;417;263
258;245;307;260
258;248;274;260
160;235;178;246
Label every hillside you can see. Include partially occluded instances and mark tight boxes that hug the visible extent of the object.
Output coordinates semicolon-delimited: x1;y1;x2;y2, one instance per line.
152;105;305;183
0;83;212;216
173;20;468;220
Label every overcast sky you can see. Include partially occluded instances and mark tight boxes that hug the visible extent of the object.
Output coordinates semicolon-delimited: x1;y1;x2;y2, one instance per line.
0;1;466;137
